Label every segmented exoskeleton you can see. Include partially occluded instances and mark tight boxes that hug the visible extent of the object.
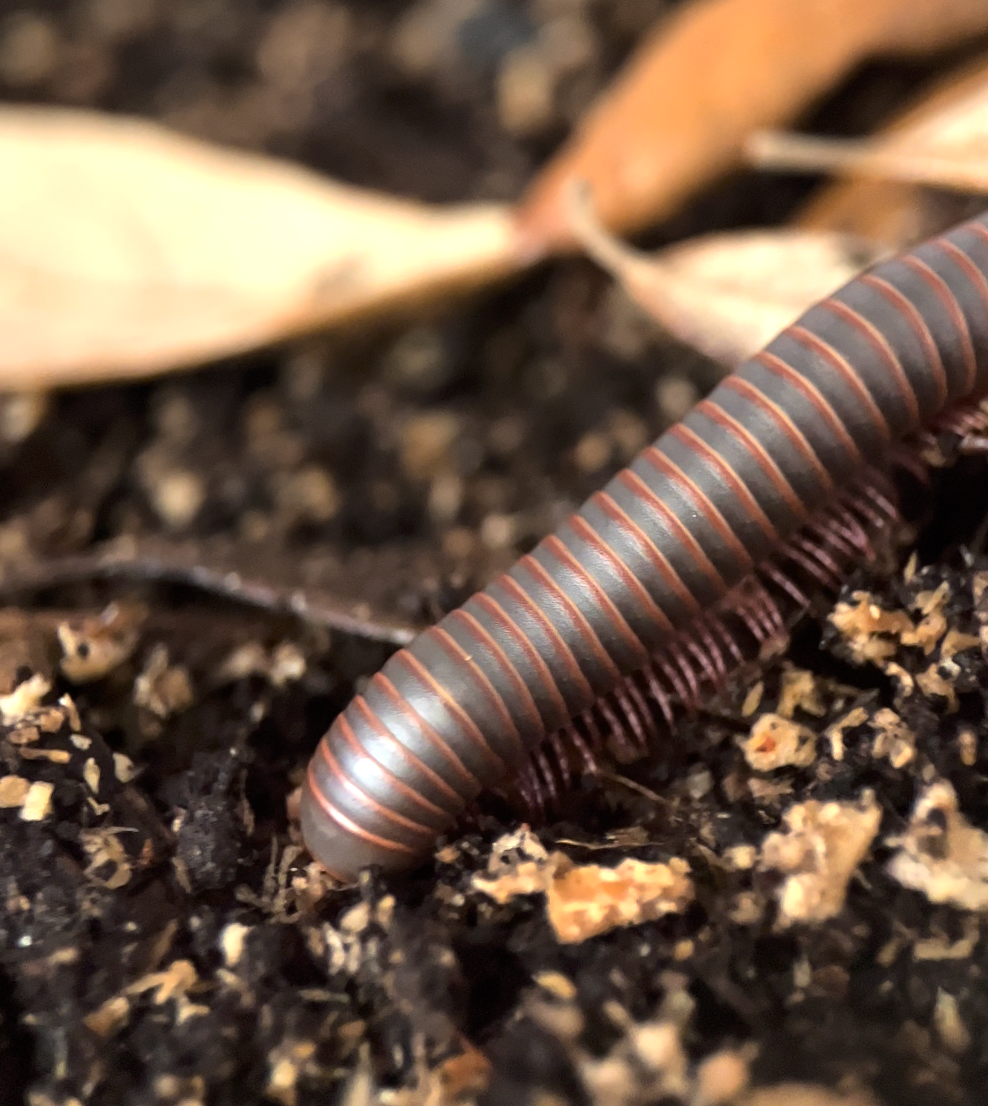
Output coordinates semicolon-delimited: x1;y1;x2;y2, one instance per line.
301;211;988;880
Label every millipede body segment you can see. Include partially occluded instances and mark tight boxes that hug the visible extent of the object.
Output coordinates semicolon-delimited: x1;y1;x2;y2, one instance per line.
300;212;988;881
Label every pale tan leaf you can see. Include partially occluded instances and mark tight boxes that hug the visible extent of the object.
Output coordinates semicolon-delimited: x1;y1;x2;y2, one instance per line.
568;185;887;367
749;127;988;195
513;0;988;255
773;53;988;245
0;106;521;387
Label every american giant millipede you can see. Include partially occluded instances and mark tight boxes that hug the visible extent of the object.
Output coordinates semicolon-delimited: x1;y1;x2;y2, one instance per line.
300;210;988;881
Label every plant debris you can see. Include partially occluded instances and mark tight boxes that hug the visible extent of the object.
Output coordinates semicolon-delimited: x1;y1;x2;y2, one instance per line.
3;3;988;1104
473;828;694;943
793;52;988;247
740;713;819;771
887;780;988;911
515;0;988;253
569;182;889;367
760;791;883;927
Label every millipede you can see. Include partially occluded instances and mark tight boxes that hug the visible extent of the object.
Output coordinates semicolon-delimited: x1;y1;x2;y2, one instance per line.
300;209;988;881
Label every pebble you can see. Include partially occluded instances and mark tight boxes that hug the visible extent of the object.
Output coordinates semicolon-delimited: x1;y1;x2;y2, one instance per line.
0;12;60;85
573;430;611;474
479;511;516;550
497;43;555;135
655;375;700;422
399;411;461;481
272;465;340;524
151;469;206;530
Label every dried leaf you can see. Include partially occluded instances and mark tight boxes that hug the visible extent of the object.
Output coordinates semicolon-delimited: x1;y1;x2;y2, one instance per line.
570;184;886;366
793;53;988;245
0;106;520;387
515;0;988;254
751;125;988;196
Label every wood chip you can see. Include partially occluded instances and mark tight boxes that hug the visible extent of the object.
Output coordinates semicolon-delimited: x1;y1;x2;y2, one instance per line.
0;775;30;808
887;780;988;911
829;592;916;667
83;994;131;1038
545;855;694;944
133;644;193;719
219;923;250;969
695;1050;751;1105
436;1042;492;1101
869;708;916;769
80;827;132;889
934;990;971;1055
741;713;818;771
0;674;51;724
19;779;53;821
777;668;826;719
473;830;693;943
761;790;882;926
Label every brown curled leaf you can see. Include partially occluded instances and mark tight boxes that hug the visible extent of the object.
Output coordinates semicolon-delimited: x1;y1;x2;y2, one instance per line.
514;0;988;256
569;183;888;367
0;106;520;388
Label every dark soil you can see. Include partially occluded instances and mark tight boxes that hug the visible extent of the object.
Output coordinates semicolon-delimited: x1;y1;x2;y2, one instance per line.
2;2;988;1104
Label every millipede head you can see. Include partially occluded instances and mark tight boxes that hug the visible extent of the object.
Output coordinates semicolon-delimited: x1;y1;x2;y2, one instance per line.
299;767;422;881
